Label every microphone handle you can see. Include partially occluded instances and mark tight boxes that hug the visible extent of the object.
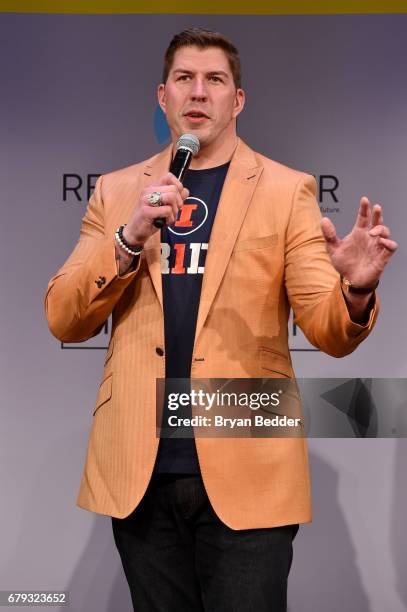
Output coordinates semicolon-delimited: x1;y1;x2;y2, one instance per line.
153;149;193;229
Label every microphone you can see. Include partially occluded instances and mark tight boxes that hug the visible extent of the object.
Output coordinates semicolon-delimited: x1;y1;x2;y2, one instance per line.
153;133;200;229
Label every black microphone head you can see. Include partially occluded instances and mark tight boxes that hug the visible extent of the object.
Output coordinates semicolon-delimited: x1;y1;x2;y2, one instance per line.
176;133;200;156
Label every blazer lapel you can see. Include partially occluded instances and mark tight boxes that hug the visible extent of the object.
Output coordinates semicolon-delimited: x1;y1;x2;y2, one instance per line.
142;144;173;311
194;139;263;345
140;139;263;321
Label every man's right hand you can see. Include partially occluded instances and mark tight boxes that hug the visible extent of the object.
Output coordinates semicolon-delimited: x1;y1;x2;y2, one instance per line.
123;172;189;248
114;172;189;276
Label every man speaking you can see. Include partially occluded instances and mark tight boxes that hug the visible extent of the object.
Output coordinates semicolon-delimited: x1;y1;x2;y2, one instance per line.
45;28;397;611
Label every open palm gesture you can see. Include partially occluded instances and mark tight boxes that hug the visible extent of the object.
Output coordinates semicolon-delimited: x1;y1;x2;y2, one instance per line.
321;197;397;288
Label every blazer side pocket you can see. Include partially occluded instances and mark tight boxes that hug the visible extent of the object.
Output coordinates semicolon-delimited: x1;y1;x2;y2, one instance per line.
260;347;292;378
105;338;114;365
93;373;113;416
259;349;301;419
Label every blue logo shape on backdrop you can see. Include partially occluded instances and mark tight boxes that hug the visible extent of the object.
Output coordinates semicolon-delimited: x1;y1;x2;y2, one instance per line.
154;106;171;144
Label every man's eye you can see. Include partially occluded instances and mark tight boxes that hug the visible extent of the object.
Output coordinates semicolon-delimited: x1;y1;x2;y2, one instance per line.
209;76;222;82
177;75;190;81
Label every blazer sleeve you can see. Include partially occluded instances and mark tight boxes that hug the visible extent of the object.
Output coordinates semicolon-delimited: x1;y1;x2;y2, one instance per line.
44;175;140;343
284;174;379;357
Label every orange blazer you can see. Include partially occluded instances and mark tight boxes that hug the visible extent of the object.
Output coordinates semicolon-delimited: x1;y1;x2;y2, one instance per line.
45;139;378;529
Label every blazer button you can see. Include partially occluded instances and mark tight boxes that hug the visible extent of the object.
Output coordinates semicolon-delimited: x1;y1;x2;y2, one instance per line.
155;347;164;356
94;275;106;288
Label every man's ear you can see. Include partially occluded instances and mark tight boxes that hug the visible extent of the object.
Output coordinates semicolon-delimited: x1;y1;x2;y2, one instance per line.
232;88;245;119
157;83;166;114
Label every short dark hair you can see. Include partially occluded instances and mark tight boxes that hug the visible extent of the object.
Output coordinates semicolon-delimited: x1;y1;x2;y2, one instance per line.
162;27;242;89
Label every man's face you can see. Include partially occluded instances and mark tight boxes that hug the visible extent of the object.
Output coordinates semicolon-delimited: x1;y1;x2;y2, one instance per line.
158;45;245;149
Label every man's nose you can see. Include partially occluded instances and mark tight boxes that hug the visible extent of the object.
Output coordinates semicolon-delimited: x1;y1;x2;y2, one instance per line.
190;77;208;101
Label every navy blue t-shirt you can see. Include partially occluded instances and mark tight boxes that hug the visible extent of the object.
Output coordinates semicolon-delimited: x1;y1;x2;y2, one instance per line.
154;162;230;473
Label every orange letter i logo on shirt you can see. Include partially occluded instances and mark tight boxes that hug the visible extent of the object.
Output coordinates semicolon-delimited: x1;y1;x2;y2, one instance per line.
175;204;198;227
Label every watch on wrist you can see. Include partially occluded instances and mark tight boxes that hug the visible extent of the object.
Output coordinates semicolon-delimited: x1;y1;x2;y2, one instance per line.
340;276;379;295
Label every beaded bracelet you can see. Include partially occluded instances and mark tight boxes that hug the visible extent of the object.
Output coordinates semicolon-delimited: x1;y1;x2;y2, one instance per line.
115;225;143;257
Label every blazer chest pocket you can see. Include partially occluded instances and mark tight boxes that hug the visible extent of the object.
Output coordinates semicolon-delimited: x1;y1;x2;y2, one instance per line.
260;347;291;378
93;373;113;416
233;233;278;253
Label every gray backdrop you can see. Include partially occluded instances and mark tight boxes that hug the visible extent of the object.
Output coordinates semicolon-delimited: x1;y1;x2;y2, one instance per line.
1;12;406;611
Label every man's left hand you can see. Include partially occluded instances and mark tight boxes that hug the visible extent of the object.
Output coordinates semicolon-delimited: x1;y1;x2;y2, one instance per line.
321;196;398;288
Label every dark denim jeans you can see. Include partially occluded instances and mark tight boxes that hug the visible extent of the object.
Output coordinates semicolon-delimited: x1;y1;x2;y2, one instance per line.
112;473;298;612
